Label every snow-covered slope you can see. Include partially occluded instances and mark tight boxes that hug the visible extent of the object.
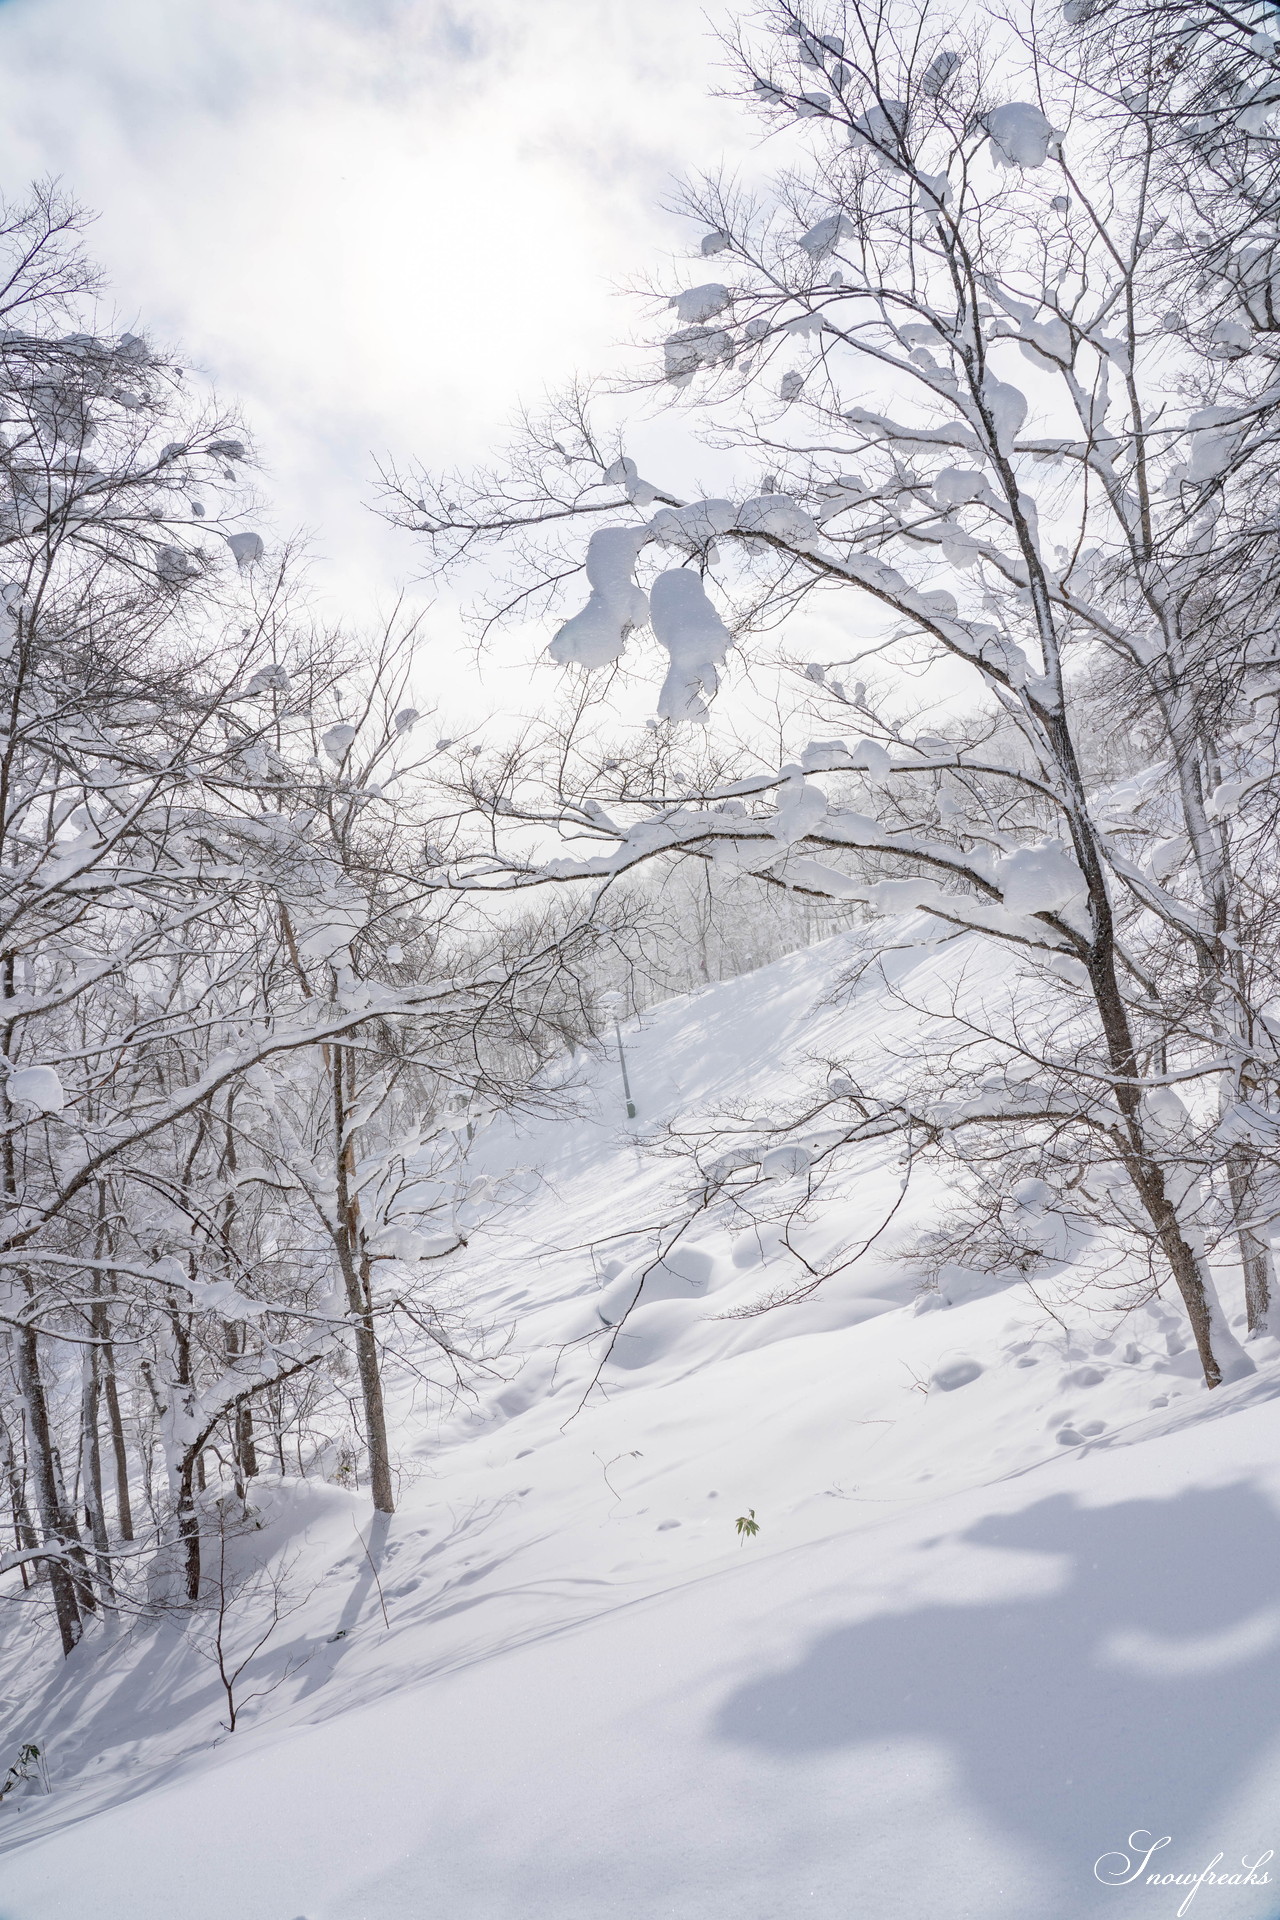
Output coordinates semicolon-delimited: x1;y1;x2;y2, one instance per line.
4;929;1280;1920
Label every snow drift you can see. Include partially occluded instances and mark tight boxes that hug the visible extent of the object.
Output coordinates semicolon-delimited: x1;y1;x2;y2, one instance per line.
2;928;1280;1920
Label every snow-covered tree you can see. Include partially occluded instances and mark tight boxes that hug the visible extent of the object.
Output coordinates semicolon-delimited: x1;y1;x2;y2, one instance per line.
0;191;626;1654
384;0;1280;1390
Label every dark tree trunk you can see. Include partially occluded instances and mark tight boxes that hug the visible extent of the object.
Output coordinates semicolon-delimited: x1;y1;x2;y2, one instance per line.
15;1327;83;1655
51;1443;95;1615
333;1043;394;1514
224;1319;260;1497
0;1404;37;1591
177;1448;202;1602
238;1405;258;1482
101;1348;133;1540
1226;1148;1273;1335
80;1343;114;1603
1075;844;1250;1390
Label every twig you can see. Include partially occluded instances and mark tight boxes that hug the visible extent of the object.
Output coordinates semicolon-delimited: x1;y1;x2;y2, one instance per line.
594;1449;642;1504
354;1520;390;1630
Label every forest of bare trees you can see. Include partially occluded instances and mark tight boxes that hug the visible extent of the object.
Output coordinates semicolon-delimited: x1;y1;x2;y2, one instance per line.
10;0;1280;1684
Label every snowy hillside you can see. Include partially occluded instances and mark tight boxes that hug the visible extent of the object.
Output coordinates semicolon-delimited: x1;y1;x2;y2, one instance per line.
3;928;1280;1920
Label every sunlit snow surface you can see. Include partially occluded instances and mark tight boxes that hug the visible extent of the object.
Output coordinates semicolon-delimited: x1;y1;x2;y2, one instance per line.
4;928;1280;1920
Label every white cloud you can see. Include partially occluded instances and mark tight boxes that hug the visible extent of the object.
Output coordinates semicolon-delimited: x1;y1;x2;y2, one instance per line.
0;0;744;633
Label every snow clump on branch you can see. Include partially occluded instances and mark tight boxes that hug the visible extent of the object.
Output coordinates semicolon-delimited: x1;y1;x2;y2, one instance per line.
668;284;733;325
649;568;732;723
7;1066;66;1113
549;526;651;670
983;102;1059;169
994;842;1088;917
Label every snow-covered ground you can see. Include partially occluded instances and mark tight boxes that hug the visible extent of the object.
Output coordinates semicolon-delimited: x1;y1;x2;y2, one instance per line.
4;928;1280;1920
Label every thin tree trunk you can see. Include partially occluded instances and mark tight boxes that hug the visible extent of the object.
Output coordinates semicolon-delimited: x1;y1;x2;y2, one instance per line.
220;1105;258;1496
80;1343;114;1603
1075;863;1253;1389
162;1296;206;1596
238;1405;258;1481
1156;709;1273;1339
15;1327;82;1655
51;1442;95;1615
1126;1153;1253;1389
0;1405;36;1591
178;1356;322;1601
100;1333;133;1540
177;1447;202;1602
93;1204;134;1540
333;1042;394;1513
1225;1147;1274;1336
2;978;84;1648
271;1388;286;1477
224;1318;260;1497
980;398;1254;1393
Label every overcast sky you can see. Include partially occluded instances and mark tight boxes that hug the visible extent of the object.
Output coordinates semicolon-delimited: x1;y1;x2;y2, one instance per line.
0;0;747;634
